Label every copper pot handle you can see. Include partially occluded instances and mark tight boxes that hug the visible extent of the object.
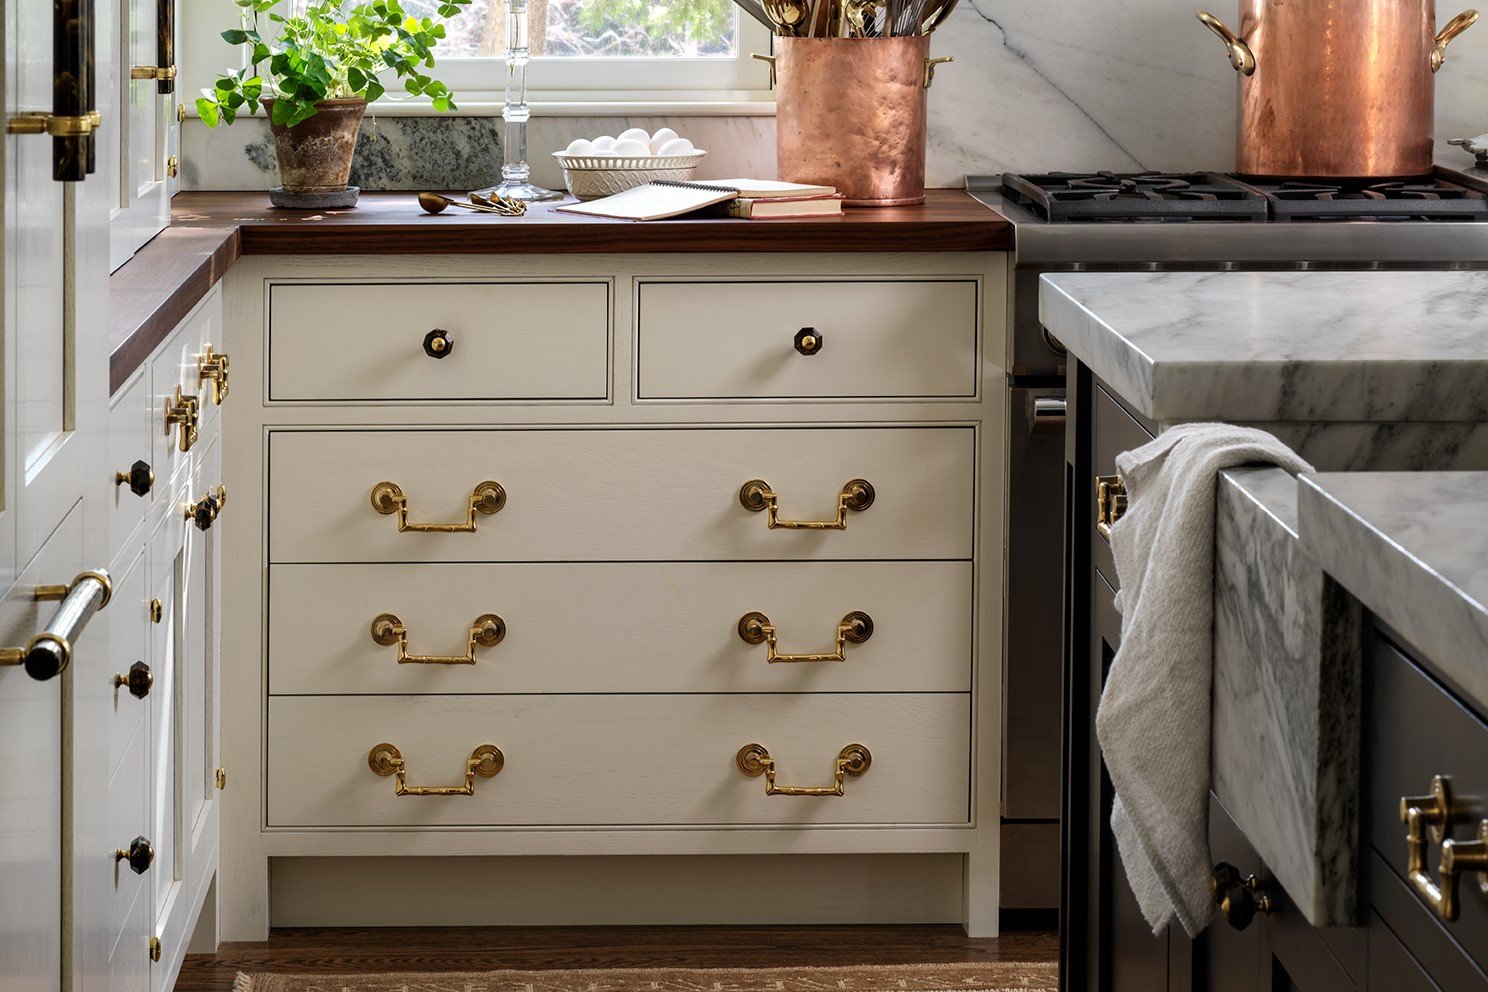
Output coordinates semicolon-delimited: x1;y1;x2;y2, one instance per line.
1198;11;1257;75
923;57;954;88
1431;9;1479;72
752;53;777;87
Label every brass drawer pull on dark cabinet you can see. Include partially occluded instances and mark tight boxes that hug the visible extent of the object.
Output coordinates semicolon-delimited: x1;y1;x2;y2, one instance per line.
1095;474;1127;537
1400;775;1488;921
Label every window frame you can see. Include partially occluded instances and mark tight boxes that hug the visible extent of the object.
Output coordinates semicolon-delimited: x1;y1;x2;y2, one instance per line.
180;0;776;116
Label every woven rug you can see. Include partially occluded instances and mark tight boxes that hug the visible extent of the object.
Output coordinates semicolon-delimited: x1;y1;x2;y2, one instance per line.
232;963;1058;992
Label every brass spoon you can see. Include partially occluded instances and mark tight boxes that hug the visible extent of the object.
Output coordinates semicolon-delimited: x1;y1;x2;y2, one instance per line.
417;191;509;215
470;191;530;216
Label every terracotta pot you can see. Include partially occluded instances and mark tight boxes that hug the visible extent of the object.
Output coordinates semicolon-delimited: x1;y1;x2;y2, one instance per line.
264;98;367;193
773;36;952;207
1199;2;1479;178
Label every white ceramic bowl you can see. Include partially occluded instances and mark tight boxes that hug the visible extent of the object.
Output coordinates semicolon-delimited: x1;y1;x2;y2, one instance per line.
553;151;709;200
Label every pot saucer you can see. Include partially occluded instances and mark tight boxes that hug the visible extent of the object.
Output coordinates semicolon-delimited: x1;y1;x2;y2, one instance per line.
269;185;360;210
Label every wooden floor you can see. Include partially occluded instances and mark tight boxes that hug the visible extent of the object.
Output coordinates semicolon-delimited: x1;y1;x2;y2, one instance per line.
175;924;1059;992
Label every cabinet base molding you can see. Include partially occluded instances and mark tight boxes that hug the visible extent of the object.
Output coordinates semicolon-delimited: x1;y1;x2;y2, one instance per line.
268;854;962;927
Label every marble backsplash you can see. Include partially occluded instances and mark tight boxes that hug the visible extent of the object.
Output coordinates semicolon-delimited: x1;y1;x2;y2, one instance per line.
181;0;1488;191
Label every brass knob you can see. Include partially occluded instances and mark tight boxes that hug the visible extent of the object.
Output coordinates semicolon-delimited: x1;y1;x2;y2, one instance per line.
114;836;154;875
115;459;154;498
113;661;153;699
423;329;455;359
793;327;822;356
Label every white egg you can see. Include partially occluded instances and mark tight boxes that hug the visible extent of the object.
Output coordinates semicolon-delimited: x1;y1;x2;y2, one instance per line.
617;127;651;145
564;138;594;155
611;137;651;157
590;135;617;152
656;136;695;156
648;127;680;153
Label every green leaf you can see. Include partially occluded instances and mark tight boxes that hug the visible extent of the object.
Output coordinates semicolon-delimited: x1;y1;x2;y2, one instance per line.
196;97;221;128
221;28;250;44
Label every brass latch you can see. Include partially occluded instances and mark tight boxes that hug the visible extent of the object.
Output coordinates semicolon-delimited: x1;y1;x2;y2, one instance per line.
1096;475;1128;538
197;345;229;404
130;65;178;82
163;387;199;453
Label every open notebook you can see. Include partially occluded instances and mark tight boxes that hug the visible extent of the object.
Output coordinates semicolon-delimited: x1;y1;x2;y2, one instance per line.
555;179;840;221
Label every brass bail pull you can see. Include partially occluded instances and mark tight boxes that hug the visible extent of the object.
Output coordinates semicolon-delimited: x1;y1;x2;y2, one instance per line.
737;611;874;663
736;743;872;797
370;612;506;665
1432;9;1479;72
738;478;875;531
1197;10;1257;75
370;480;507;533
368;742;505;797
1397;775;1488;921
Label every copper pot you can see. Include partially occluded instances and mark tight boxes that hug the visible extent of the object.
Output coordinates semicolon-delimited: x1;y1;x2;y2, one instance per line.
1199;2;1479;177
770;36;952;207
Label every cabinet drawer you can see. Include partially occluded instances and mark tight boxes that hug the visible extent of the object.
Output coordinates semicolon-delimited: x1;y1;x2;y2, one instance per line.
267;693;970;827
107;373;153;560
107;719;149;945
151;288;219;484
1367;632;1488;972
267;427;975;563
268;282;610;402
268;560;971;695
107;548;150;779
637;280;978;400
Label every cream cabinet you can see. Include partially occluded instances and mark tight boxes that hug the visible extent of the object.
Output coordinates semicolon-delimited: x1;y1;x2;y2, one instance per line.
106;286;226;992
219;253;1007;939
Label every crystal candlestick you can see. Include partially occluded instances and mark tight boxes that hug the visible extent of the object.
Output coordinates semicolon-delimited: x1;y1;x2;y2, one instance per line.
475;0;563;202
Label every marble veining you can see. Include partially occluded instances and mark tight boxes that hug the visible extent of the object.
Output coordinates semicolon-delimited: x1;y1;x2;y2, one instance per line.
1213;467;1361;927
1299;472;1488;715
1042;271;1488;423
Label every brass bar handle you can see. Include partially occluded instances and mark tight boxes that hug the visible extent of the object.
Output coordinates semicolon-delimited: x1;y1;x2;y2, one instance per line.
197;345;229;405
1197;11;1257;75
736;742;871;796
1398;775;1488;921
737;611;873;663
738;479;875;531
157;0;175;94
163;387;199;453
1095;474;1128;538
367;742;504;796
0;570;112;681
129;66;177;82
370;481;506;533
370;612;506;665
1432;9;1479;72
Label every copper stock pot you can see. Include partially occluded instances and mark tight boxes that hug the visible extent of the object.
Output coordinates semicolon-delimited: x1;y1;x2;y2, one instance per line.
1199;1;1479;177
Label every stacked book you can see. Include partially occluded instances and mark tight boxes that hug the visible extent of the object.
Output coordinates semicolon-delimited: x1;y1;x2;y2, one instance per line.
556;179;844;221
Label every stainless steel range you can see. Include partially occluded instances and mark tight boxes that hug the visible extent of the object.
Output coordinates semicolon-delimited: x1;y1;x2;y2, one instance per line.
968;164;1488;912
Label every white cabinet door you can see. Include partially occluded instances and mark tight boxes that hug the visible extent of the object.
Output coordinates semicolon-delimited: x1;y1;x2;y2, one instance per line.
107;0;174;269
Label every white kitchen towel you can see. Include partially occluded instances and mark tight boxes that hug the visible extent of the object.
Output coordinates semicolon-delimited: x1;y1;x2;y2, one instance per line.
1095;423;1312;937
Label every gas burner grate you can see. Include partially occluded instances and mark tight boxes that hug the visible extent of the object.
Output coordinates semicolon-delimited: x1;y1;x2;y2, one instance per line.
1242;176;1488;221
1002;171;1269;222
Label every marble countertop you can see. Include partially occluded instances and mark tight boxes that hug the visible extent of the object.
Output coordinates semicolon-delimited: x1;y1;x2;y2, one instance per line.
1299;472;1488;714
1039;271;1488;423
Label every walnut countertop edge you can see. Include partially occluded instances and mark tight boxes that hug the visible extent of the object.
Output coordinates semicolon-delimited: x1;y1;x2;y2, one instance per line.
108;189;1013;395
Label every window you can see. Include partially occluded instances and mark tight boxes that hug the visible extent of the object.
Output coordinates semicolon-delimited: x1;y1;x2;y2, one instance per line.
392;0;773;104
181;0;774;114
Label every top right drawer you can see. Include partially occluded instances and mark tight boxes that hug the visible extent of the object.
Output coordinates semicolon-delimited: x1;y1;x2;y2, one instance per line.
637;280;979;401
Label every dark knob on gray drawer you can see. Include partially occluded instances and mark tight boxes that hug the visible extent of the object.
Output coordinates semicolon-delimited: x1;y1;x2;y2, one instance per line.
423;329;455;359
114;661;153;699
115;460;154;498
115;836;154;875
794;327;823;356
1210;861;1274;931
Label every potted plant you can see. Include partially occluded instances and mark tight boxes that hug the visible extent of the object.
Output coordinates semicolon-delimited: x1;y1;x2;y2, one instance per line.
197;0;473;207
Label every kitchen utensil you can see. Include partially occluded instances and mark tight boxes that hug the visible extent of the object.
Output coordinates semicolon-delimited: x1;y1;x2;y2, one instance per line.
1448;134;1488;164
1199;2;1480;177
417;192;520;215
917;0;960;34
734;0;779;32
552;150;709;200
762;0;810;34
774;35;951;205
469;191;530;215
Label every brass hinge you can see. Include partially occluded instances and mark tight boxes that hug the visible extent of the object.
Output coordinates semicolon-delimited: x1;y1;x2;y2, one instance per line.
215;767;227;790
167;156;179;179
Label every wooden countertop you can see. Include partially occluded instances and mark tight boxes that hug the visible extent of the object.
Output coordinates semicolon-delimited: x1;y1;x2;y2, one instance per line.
109;189;1012;394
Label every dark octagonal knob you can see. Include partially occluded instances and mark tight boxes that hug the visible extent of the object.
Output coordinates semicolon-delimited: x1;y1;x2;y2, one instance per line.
794;327;823;356
423;329;455;359
116;459;154;498
115;661;153;699
116;836;154;875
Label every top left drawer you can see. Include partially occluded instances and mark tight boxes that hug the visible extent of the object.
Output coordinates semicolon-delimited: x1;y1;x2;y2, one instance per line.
268;282;610;402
